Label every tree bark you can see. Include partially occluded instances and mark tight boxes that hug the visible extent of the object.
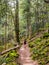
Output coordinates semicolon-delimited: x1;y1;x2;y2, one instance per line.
14;0;20;44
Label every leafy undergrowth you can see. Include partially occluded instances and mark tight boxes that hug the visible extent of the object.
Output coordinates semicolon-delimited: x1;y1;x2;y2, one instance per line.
0;43;14;52
29;32;49;65
0;50;19;65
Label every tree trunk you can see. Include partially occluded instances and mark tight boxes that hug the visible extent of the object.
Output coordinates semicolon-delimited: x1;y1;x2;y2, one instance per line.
26;0;32;39
14;0;20;44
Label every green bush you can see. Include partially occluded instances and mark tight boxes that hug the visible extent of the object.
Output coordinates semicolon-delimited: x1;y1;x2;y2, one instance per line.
0;50;19;65
34;38;42;44
6;50;19;63
43;32;49;39
29;42;34;48
29;36;49;65
39;28;45;32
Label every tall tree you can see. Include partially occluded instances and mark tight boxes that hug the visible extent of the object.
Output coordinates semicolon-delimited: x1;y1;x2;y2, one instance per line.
14;0;20;44
26;0;32;39
22;0;32;39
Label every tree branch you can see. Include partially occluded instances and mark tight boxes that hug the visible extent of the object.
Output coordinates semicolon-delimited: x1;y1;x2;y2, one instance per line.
0;45;19;55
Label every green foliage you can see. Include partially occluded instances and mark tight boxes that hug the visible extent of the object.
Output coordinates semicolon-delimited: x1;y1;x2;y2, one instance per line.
29;36;49;65
34;38;42;44
39;28;45;31
5;50;19;63
0;50;19;65
6;62;17;65
43;32;49;38
0;46;4;52
0;55;7;65
29;42;34;48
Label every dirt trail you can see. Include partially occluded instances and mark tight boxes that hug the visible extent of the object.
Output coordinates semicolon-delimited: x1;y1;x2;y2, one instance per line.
19;44;38;65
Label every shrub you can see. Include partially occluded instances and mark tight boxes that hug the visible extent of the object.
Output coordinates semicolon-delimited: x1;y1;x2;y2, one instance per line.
43;32;49;39
34;38;42;44
29;36;49;65
29;42;35;48
5;50;19;63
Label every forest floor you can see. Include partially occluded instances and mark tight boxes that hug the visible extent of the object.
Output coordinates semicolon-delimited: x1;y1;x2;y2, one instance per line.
19;44;38;65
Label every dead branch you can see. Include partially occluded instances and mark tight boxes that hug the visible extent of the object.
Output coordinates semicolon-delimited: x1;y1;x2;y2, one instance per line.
0;45;19;55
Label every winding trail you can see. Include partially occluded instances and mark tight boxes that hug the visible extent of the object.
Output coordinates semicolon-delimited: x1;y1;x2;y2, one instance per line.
19;44;38;65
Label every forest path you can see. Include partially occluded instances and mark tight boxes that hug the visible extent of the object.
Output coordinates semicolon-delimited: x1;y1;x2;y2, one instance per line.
19;44;38;65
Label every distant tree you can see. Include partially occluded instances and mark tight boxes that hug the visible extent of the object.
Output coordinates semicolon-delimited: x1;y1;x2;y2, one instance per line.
22;0;32;39
26;0;32;39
